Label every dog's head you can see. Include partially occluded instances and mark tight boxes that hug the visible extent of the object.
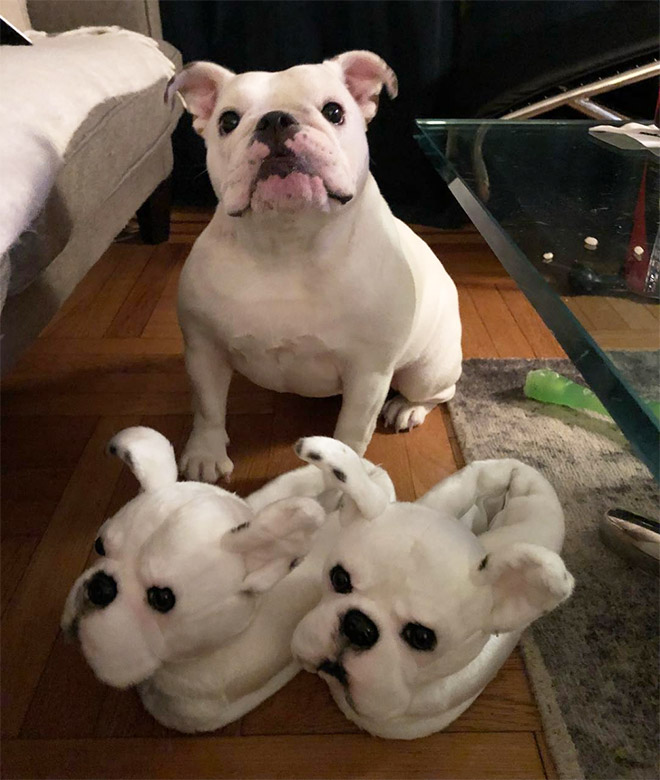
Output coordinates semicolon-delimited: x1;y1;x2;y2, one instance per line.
291;437;574;723
166;51;397;217
62;427;324;689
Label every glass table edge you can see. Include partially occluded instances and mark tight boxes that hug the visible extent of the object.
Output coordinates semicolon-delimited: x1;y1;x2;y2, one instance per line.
413;125;659;481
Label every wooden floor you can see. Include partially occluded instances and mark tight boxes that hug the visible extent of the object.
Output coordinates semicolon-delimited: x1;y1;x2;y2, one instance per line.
0;210;573;779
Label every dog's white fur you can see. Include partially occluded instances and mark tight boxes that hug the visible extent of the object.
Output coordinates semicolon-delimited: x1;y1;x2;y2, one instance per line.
291;437;575;739
166;51;462;482
61;427;394;733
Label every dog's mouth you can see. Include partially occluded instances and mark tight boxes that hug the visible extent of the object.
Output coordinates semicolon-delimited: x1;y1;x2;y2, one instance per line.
227;149;353;217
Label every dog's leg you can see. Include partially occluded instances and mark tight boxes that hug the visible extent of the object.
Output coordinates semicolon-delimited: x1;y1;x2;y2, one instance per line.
333;369;392;456
180;336;234;482
383;357;461;432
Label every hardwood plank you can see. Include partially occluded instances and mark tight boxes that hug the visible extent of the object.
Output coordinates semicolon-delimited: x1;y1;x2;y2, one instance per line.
607;296;659;330
589;329;659;351
142;263;183;338
447;668;541;733
265;394;340;480
562;297;596;332
24;337;184;356
644;303;659;320
535;731;559;779
38;246;132;335
365;427;416;503
498;287;566;359
1;416;139;737
457;287;498;359
567;296;628;332
2;733;545;779
2;467;72;537
403;406;458;498
105;244;187;338
0;416;97;471
6;351;186;379
42;245;153;338
242;664;539;736
1;536;39;614
466;287;535;359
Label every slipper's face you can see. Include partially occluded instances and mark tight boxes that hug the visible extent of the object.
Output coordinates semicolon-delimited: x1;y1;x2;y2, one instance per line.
292;503;493;721
292;500;574;723
61;426;327;690
62;484;257;688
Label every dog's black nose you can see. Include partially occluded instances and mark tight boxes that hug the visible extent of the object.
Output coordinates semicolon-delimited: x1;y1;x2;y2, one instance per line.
318;659;348;686
86;571;117;608
254;111;299;144
340;609;379;649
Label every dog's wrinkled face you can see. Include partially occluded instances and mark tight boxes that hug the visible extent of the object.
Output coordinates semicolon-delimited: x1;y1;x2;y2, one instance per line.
62;427;324;689
167;51;397;217
292;504;493;721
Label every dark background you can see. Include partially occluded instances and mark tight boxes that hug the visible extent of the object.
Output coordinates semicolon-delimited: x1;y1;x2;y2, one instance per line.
160;0;658;224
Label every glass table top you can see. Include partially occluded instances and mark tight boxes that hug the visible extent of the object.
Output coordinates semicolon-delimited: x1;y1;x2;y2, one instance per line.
416;119;659;480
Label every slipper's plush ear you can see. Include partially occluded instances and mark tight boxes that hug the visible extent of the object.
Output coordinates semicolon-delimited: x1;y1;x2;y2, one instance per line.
107;427;178;493
221;497;325;593
327;50;398;122
476;543;575;634
165;61;234;134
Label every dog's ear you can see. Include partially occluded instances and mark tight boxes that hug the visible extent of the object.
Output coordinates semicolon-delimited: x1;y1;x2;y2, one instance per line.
328;50;398;122
476;543;574;634
294;436;391;525
221;497;325;593
107;427;178;493
165;61;234;134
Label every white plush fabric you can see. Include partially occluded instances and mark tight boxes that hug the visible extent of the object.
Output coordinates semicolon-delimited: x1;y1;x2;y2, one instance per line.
292;439;575;739
61;427;394;733
0;26;175;263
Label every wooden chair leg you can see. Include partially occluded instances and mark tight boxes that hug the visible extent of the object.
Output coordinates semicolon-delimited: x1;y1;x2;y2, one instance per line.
137;176;172;244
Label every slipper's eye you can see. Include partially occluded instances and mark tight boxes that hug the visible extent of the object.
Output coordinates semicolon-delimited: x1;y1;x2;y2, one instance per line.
147;586;176;613
401;622;437;652
329;564;352;594
94;537;106;556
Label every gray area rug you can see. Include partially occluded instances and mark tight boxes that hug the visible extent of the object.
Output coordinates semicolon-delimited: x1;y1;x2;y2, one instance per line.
448;358;659;780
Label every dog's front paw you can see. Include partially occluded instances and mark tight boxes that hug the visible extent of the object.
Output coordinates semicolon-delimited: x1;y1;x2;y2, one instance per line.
180;452;234;483
381;396;436;432
180;427;233;483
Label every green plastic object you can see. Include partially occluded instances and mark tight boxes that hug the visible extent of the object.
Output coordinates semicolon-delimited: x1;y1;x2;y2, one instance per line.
523;369;660;420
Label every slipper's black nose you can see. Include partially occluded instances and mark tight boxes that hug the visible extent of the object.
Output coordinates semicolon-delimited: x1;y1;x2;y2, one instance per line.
340;609;379;649
86;571;117;608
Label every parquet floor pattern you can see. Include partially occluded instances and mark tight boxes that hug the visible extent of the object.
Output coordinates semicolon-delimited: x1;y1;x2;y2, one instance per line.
1;209;575;779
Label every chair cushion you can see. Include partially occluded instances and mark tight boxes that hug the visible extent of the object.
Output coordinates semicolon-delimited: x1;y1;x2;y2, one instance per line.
0;28;180;296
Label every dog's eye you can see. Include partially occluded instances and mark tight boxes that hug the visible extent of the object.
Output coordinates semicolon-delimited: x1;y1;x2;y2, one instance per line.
401;622;437;652
147;586;176;613
321;102;344;125
219;110;240;135
94;537;106;556
329;564;352;593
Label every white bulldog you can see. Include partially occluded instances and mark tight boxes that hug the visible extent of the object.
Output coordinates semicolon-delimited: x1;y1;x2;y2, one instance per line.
166;51;462;483
291;437;575;739
61;427;393;733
